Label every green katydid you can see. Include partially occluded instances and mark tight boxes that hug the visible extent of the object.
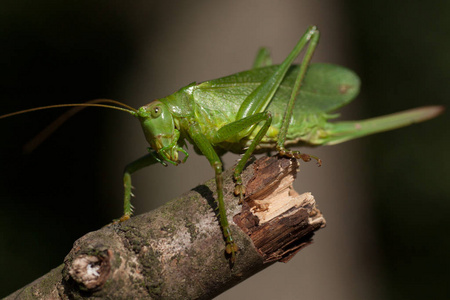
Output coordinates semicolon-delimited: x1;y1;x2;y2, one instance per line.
0;26;444;264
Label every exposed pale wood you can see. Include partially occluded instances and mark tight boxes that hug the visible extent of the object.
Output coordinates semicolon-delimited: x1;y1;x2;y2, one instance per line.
234;156;325;263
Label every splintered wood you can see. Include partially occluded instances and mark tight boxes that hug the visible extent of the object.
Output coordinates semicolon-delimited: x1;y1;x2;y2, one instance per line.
234;156;326;263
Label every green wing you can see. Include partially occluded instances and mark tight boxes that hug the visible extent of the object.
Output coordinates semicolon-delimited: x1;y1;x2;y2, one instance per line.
193;63;360;119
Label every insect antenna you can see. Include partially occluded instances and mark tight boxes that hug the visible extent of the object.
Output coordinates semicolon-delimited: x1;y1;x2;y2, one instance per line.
0;99;138;153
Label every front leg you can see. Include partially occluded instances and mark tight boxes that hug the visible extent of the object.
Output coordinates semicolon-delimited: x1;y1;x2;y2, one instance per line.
118;152;160;222
188;123;239;264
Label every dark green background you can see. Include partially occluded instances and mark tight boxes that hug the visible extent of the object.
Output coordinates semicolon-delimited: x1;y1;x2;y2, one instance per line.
349;1;450;298
1;1;448;298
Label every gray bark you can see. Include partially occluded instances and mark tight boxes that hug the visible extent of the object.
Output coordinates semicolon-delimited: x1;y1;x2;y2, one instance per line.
6;156;326;299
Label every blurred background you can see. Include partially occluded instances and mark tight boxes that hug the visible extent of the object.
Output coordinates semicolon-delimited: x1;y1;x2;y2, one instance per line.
0;1;448;299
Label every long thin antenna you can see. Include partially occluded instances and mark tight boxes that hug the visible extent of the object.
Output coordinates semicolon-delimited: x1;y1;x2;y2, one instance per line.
0;99;137;120
0;99;138;153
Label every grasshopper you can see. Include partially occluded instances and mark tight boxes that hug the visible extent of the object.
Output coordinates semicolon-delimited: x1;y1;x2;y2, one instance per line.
0;26;444;264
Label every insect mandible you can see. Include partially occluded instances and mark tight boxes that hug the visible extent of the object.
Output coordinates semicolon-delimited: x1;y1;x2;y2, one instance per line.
0;26;444;264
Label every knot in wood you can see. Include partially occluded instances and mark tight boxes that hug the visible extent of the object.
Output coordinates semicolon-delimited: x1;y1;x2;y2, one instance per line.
68;250;112;291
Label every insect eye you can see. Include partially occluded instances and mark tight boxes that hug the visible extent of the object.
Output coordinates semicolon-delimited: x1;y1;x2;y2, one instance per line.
151;106;162;118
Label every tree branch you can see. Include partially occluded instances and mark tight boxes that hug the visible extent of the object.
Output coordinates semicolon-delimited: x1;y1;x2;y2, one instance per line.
6;156;326;299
